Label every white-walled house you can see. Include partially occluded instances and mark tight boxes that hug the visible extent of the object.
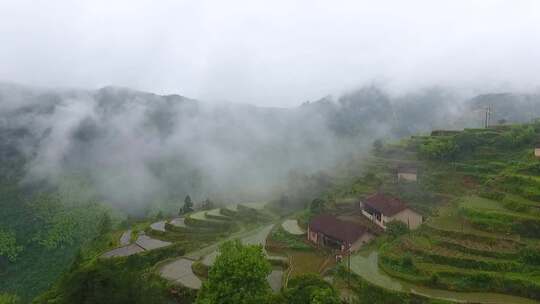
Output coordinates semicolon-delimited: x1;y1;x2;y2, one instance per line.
359;193;423;230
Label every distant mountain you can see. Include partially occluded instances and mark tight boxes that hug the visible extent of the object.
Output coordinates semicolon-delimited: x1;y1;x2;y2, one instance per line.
1;83;540;213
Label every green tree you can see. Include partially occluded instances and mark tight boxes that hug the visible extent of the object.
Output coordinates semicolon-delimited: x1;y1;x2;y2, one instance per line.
98;212;112;235
386;220;409;238
419;138;457;160
283;274;340;304
0;229;23;262
520;246;540;265
196;240;271;304
310;198;326;214
180;195;194;215
0;293;19;304
201;198;214;210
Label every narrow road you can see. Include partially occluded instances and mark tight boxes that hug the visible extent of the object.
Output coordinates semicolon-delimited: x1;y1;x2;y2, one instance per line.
119;230;132;246
281;219;305;235
201;224;274;266
160;258;202;290
150;221;167;232
159;223;277;289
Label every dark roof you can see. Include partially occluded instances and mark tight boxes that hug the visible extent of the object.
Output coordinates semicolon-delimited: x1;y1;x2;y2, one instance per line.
363;193;408;216
396;164;417;174
309;214;367;244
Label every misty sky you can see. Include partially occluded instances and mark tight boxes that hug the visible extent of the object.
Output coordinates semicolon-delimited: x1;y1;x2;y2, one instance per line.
1;0;540;107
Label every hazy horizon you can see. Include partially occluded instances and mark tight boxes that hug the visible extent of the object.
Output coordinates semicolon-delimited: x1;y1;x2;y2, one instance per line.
1;0;540;107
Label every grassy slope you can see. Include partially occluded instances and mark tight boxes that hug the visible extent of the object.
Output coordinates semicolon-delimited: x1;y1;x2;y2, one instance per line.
35;203;275;303
375;123;540;301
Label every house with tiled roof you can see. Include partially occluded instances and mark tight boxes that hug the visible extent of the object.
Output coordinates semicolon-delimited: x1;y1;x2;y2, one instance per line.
359;193;423;229
307;214;374;254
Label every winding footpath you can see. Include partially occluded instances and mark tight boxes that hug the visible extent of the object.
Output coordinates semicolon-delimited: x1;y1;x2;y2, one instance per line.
350;250;539;304
159;224;279;290
160;258;202;289
119;230;132;246
102;229;171;258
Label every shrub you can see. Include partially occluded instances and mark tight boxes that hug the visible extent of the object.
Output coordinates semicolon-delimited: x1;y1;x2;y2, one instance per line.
401;254;414;269
430;273;440;286
192;261;209;278
520;246;540;265
283;274;340;304
477;190;505;201
0;229;23;262
386;221;409;238
502;197;530;213
0;293;19;304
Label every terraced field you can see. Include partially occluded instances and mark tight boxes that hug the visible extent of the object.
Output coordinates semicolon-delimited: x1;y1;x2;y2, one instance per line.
374;126;540;302
350;249;539;304
149;202;279;290
201;224;274;266
169;217;186;228
190;210;212;220
240;202;267;210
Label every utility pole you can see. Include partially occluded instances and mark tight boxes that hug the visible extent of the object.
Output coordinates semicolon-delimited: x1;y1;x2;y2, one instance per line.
484;105;493;128
488;105;493;127
484;106;489;128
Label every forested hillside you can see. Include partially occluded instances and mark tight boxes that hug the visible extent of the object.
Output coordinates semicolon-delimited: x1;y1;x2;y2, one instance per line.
3;83;540;302
368;123;540;301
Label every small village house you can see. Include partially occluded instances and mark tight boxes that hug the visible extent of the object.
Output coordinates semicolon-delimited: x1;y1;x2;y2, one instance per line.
396;164;418;182
535;144;540;158
359;193;423;229
307;214;374;255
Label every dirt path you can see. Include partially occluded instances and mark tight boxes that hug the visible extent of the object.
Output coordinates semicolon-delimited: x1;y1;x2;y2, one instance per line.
350;250;538;304
150;220;166;232
160;223;277;290
135;234;171;250
187;224;274;261
102;233;171;258
201;224;274;266
268;270;283;292
159;258;202;290
101;244;145;258
281;219;305;235
119;230;132;246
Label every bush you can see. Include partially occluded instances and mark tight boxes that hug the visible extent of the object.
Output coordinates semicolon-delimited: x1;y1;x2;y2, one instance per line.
0;229;23;262
192;261;209;278
401;254;414;269
283;274;340;304
430;273;440;286
502;197;530;213
477;190;505;201
512;219;540;238
0;293;19;304
386;221;409;238
520;246;540;265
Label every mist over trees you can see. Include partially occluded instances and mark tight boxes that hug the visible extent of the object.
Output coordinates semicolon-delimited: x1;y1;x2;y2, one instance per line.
1;83;540;214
